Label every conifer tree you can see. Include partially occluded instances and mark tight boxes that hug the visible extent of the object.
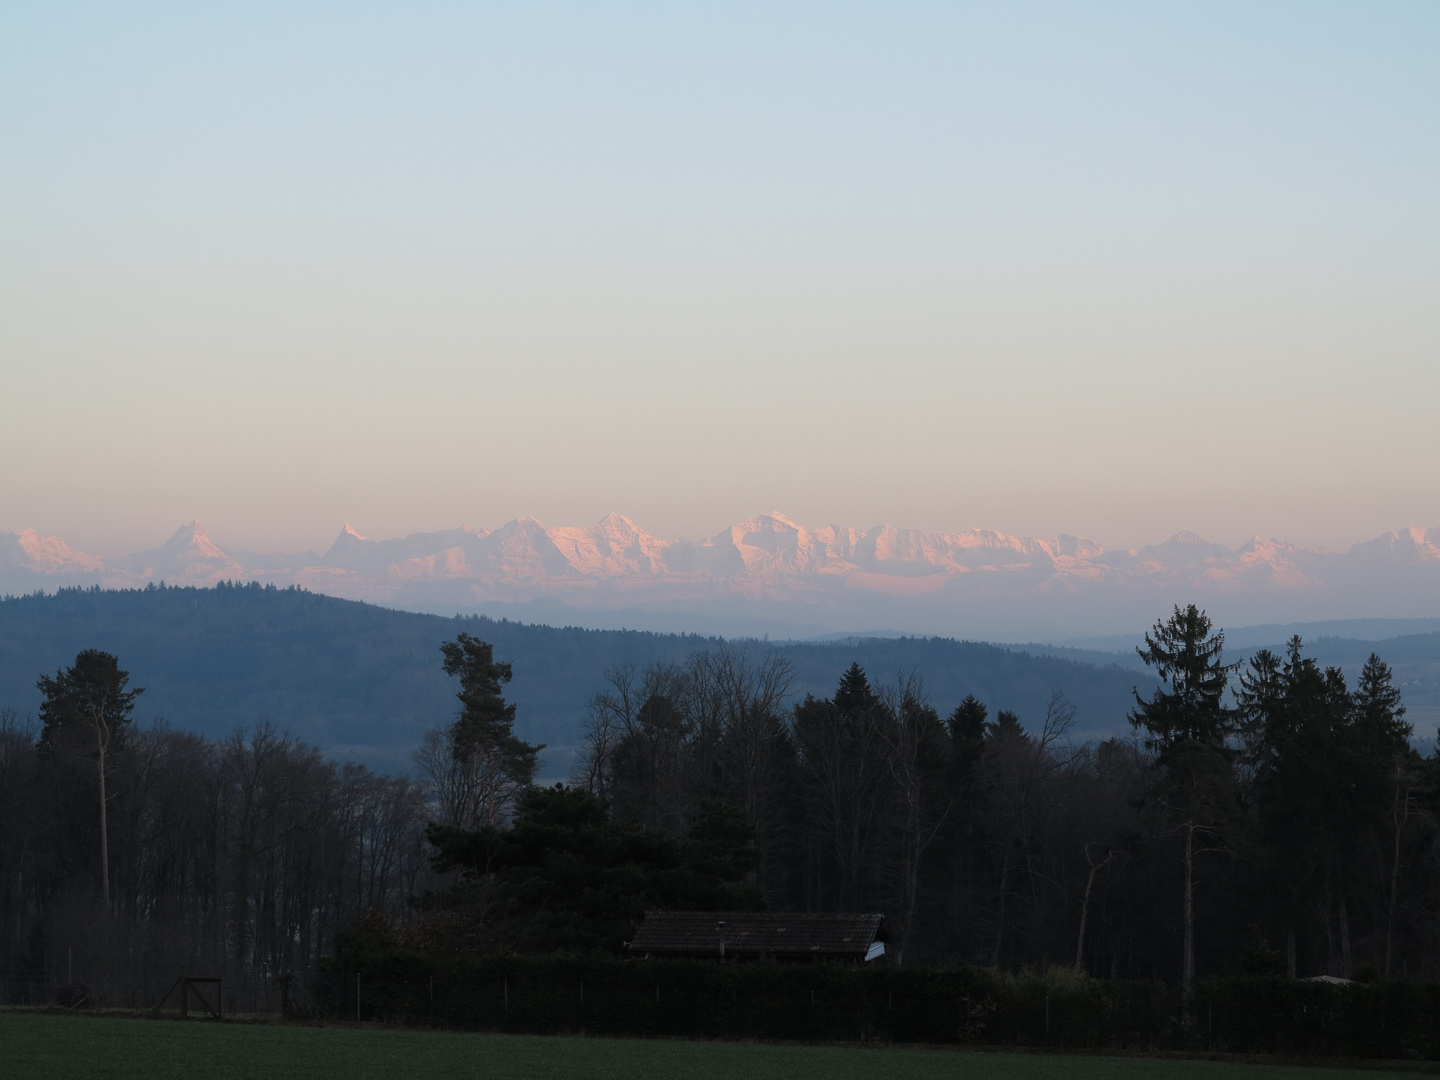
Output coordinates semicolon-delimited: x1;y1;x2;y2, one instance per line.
1130;604;1236;754
946;695;988;770
37;650;142;906
439;634;543;826
1130;605;1239;998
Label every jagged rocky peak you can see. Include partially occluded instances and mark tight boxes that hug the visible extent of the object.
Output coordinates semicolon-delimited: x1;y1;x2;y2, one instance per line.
8;516;1440;628
319;522;373;564
1349;527;1440;562
161;520;228;558
2;528;104;572
1053;533;1105;560
109;519;243;580
594;511;641;536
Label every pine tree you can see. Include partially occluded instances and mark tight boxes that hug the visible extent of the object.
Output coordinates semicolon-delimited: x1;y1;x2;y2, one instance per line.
1130;604;1237;755
1130;605;1239;999
439;634;543;826
36;650;142;905
1352;653;1409;747
834;662;879;714
946;695;988;765
1346;653;1413;977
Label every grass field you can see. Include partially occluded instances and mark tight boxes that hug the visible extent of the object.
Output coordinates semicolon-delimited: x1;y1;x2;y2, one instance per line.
0;1012;1418;1080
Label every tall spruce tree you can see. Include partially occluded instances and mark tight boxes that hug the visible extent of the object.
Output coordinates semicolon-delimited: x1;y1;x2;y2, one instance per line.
36;650;142;905
1130;604;1237;754
1130;605;1239;998
946;695;988;771
791;663;894;910
1237;637;1413;979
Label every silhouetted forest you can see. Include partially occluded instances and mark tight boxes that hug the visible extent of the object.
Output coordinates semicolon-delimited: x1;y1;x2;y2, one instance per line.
538;608;1432;985
2;601;1437;1010
0;584;1150;771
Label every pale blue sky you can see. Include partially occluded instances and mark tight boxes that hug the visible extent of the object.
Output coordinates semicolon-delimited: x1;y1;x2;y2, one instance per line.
2;2;1437;555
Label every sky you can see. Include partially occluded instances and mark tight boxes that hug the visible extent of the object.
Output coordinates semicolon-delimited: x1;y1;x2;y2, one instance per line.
2;2;1438;558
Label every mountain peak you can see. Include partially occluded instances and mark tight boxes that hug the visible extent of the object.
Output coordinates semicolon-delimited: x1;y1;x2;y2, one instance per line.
158;520;227;560
163;519;203;541
109;520;240;579
3;529;104;572
12;516;1440;637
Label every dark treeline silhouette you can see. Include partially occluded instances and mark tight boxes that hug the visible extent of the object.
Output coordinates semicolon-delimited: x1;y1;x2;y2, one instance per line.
0;698;433;995
0;583;1149;771
1;602;1436;1008
547;604;1432;981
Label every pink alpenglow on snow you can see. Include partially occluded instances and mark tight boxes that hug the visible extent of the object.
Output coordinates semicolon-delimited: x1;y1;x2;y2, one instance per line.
6;514;1440;637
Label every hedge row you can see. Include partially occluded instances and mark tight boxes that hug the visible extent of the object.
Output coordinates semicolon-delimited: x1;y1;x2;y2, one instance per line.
307;956;1436;1057
318;957;1171;1046
1192;975;1440;1059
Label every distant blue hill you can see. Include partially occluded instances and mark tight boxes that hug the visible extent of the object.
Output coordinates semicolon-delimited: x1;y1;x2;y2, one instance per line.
1047;619;1440;745
1057;617;1440;654
0;584;1160;775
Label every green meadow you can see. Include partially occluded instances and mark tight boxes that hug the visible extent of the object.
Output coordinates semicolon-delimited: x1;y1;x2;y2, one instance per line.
0;1012;1415;1080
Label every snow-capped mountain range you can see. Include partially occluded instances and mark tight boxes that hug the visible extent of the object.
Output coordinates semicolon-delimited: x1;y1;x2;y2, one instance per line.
5;513;1440;636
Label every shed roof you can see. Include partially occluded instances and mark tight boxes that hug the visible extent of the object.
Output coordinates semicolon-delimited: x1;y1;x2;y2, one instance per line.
628;911;889;960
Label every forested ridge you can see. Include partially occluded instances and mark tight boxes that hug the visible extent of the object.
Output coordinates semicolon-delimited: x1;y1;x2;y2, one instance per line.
0;583;1150;771
2;598;1438;1021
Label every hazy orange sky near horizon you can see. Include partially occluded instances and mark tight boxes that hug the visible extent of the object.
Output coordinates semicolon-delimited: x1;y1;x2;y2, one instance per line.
3;3;1437;559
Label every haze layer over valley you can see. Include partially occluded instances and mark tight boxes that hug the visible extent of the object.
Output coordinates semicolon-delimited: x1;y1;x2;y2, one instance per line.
7;512;1440;639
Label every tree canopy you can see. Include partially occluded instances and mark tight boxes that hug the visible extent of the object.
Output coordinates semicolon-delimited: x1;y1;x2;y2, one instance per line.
419;786;762;954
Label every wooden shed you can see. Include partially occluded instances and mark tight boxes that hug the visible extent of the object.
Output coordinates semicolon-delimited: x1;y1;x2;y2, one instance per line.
627;911;889;962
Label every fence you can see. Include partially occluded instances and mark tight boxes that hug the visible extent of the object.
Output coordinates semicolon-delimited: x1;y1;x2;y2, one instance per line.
2;974;299;1017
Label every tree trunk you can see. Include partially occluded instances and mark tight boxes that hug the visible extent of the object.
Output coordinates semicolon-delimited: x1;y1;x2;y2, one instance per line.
1075;861;1097;973
1075;847;1112;973
992;848;1011;968
1182;821;1195;996
1286;923;1296;978
897;845;918;965
1338;891;1352;980
97;746;110;907
1386;771;1406;977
